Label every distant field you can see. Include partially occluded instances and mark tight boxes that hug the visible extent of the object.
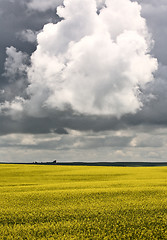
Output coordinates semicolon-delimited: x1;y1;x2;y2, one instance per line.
0;165;167;239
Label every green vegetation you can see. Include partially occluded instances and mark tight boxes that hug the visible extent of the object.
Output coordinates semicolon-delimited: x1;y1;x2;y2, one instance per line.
0;164;167;239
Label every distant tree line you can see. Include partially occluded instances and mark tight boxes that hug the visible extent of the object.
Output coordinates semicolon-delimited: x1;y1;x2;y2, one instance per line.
33;160;57;165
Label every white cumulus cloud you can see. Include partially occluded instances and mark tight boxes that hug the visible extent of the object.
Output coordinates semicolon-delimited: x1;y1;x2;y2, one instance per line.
25;0;157;117
1;0;157;118
3;46;28;82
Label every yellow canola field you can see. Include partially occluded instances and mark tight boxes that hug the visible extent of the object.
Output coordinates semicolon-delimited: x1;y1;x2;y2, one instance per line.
0;164;167;239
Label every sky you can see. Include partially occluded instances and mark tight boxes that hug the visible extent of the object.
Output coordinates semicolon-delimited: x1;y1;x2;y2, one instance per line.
0;0;167;163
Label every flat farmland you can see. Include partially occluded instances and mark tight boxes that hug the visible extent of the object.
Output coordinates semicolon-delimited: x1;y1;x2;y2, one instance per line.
0;164;167;239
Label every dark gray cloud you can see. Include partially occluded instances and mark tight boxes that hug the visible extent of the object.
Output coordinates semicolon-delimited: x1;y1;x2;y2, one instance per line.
0;0;60;84
54;127;69;135
139;0;167;65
